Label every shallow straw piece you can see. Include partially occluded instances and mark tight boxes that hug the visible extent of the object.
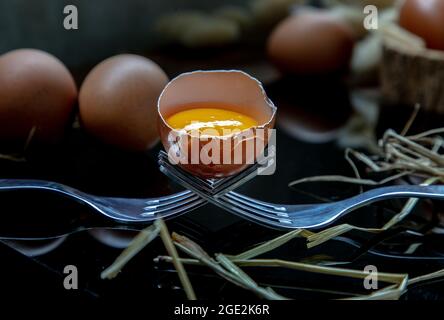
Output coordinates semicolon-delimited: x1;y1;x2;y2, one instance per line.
409;268;444;286
158;236;444;300
0;126;36;163
288;122;444;247
0;154;26;162
157;255;409;300
161;232;422;300
102;221;444;300
216;254;284;299
101;224;160;279
304;177;439;248
290;121;444;188
157;220;196;300
100;220;196;300
101;121;444;299
172;233;288;300
228;229;314;260
289;172;410;187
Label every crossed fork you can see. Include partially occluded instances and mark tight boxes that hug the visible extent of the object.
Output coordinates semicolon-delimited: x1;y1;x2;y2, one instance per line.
0;150;443;239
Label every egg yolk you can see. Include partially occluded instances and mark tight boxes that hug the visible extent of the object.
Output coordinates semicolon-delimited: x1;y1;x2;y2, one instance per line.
166;107;258;136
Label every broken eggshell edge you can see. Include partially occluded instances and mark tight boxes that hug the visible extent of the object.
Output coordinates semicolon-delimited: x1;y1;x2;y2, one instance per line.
157;70;277;178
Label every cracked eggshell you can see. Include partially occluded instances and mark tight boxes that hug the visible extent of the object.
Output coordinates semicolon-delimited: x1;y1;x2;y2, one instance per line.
157;70;277;178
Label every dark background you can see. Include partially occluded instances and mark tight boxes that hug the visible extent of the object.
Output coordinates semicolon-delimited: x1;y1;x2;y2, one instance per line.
1;0;444;303
0;0;249;68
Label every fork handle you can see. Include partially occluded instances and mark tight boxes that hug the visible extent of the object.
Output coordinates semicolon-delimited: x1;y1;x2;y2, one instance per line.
339;184;444;213
0;179;81;194
0;179;87;200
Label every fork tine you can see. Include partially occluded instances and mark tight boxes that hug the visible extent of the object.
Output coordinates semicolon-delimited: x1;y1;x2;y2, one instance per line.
143;191;197;209
211;163;260;195
226;193;288;213
225;193;323;215
110;195;206;222
159;152;215;191
114;199;205;222
218;195;292;223
159;151;228;192
98;190;204;221
142;194;202;216
159;162;215;195
155;198;207;221
159;160;293;228
158;150;301;229
144;190;193;205
158;158;215;194
158;151;259;196
217;196;294;229
158;158;266;215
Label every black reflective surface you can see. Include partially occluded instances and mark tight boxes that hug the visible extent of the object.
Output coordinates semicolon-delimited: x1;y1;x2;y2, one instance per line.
1;67;444;301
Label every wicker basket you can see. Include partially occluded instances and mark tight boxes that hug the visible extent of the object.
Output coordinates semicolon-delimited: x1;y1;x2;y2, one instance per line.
381;23;444;114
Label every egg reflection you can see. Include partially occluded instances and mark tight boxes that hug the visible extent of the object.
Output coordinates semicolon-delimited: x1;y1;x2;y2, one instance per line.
270;75;352;144
88;229;138;249
2;236;67;257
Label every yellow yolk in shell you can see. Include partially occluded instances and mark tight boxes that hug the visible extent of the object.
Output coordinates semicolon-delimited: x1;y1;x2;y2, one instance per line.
166;107;258;136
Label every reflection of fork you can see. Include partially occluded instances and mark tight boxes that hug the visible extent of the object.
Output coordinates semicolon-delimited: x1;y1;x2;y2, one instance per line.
158;152;444;230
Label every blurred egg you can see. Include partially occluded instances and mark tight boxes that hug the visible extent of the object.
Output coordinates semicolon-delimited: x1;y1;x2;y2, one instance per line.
79;54;168;151
267;11;355;74
399;0;444;51
0;49;77;145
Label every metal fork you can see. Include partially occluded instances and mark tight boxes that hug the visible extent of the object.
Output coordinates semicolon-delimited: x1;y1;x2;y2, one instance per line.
220;186;444;229
0;150;267;240
0;179;206;223
158;154;444;230
0;154;263;226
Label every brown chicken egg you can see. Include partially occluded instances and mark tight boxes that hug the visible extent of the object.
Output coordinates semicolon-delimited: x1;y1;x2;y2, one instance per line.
399;0;444;51
79;54;169;151
267;11;355;74
158;70;276;178
0;49;77;145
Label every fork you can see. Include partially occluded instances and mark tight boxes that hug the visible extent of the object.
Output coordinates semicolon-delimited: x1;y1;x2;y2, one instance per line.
0;179;206;223
219;186;444;229
0;155;263;226
158;154;444;230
